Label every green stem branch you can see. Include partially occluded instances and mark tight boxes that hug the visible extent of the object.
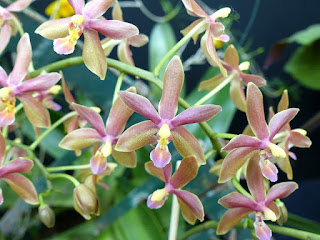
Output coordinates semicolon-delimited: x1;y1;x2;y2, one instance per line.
194;72;235;106
29;111;77;151
49;173;80;187
113;72;126;104
46;164;91;172
153;20;206;76
215;133;237;139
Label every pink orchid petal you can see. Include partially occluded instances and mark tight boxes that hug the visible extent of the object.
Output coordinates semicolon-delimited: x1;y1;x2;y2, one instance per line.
218;34;230;42
289;151;297;160
265;182;298;206
290;130;312;148
128;34;148;47
84;0;113;18
117;41;134;66
111;148;137;168
219;192;259;211
181;0;198;16
72;103;106;137
17;73;61;94
188;0;208;17
45;98;62;111
170;156;198;189
224;45;239;68
53;37;76;55
35;17;71;40
0;66;8;87
0;158;33;177
247;153;266;202
246;83;269;140
254;220;272;240
147;193;167;209
205;30;227;76
8;34;31;85
268;108;299;140
240;73;266;87
210;22;225;38
6;0;32;11
222;134;261;151
173;189;204;224
106;87;135;137
90;151;107;175
118;92;161;124
198;74;225;91
59;128;102;150
171;126;205;165
1;173;38;205
61;76;76;105
277;90;289;112
218;147;256;183
67;0;84;14
115;120;159;152
83;29;107;80
0;133;5;165
145;161;171;183
217;207;253;235
0;22;11;54
158;56;184;120
18;94;51;128
89;19;138;39
0;108;15;128
171;105;221;128
230;79;247;112
150;144;172;169
260;159;278;182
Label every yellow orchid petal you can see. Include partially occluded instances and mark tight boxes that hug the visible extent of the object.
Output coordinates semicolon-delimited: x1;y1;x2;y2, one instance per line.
269;143;286;158
239;61;250;71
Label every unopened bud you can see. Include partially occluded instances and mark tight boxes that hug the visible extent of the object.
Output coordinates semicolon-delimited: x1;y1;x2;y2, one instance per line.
276;200;288;225
73;184;99;220
39;204;55;228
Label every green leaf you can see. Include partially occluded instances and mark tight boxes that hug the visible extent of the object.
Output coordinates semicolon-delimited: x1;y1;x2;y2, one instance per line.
285;40;320;90
287;24;320;45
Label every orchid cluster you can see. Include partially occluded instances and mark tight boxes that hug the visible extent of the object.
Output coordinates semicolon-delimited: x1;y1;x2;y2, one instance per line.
0;0;316;239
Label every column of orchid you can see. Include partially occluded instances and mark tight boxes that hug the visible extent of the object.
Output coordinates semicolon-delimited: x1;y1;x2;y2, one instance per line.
0;0;314;239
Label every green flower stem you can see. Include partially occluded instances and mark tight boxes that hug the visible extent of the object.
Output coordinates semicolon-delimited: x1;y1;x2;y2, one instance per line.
179;220;320;240
29;111;78;151
47;164;91;173
232;177;251;198
204;149;216;160
153;20;207;76
215;133;237;139
15;103;24;114
49;173;80;187
2;126;8;138
194;72;236;106
7;140;35;158
169;161;181;240
10;14;24;37
112;72;126;104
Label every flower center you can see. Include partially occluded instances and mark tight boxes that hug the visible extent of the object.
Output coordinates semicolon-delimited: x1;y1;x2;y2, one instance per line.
0;87;15;112
68;14;85;44
158;123;171;149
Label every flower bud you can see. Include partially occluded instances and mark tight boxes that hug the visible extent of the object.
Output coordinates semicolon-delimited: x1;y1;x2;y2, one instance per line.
73;184;99;220
38;204;55;228
276;200;288;225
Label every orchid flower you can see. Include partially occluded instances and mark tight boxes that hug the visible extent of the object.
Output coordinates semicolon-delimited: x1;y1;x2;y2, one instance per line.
218;83;299;183
199;45;266;112
0;133;38;205
0;0;32;54
217;154;298;240
59;87;137;175
35;85;62;111
146;156;204;224
181;0;231;76
115;56;221;168
112;2;148;66
268;90;311;179
0;33;61;128
35;0;139;80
